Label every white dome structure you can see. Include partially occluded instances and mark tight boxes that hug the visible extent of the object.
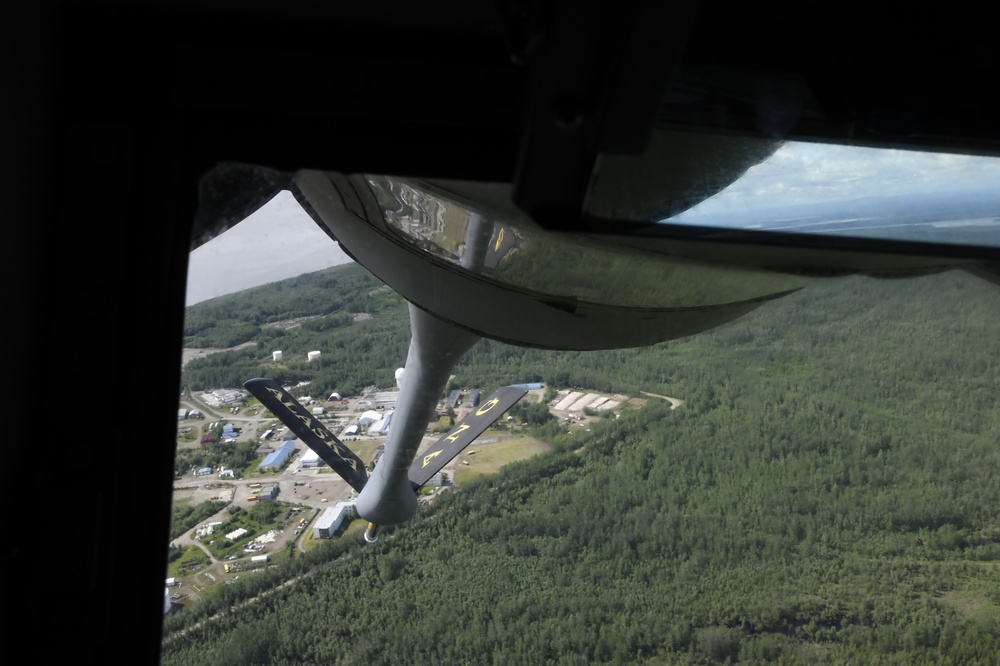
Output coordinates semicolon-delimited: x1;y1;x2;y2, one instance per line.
395;367;405;389
272;350;282;362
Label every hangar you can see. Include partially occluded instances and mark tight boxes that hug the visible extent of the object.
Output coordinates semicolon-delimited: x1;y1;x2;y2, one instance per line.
258;441;295;471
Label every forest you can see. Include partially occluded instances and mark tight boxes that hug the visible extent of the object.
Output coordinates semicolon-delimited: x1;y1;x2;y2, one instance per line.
165;262;1000;664
181;263;410;397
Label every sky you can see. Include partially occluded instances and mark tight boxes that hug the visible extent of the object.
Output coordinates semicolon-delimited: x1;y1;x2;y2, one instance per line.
185;190;354;306
673;141;1000;218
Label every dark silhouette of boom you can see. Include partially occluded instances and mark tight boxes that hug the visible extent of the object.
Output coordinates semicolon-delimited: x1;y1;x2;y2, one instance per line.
245;360;529;538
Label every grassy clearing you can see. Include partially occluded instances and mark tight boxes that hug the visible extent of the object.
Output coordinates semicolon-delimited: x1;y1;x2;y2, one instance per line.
343;518;368;538
167;545;210;578
938;589;1000;627
348;440;380;465
452;434;552;484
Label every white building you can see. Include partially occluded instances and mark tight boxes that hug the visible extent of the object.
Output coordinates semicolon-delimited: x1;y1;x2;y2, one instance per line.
371;391;399;408
313;501;356;539
368;410;394;435
299;448;325;468
225;527;248;541
358;410;382;425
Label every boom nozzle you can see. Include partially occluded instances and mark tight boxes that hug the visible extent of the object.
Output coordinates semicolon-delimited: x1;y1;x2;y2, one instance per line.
364;522;380;543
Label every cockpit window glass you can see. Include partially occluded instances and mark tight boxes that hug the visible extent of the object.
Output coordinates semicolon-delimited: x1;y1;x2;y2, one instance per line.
640;140;1000;248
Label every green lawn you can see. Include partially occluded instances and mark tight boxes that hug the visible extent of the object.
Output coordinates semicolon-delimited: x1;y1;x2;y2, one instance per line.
452;434;551;484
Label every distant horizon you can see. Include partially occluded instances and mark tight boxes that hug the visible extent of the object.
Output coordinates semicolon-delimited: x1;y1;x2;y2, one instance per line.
185;190;354;306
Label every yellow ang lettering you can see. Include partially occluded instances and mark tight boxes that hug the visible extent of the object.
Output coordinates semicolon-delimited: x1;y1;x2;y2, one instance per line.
476;397;500;416
444;423;471;442
421;450;442;468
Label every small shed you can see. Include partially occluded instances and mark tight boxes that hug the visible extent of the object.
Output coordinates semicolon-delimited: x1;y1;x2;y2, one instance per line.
466;389;481;408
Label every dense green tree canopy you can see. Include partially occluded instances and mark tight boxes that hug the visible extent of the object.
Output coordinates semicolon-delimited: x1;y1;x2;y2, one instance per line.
166;265;1000;664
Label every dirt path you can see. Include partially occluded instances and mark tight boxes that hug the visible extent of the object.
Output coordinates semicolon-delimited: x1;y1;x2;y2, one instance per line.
640;391;684;409
181;342;256;368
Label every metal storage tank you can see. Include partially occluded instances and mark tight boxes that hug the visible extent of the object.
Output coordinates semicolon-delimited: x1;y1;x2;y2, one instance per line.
307;350;321;362
272;350;282;362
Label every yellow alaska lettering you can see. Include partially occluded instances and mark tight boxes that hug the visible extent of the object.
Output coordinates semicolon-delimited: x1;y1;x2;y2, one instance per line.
321;440;350;465
476;398;500;415
444;424;472;442
422;450;443;468
279;399;308;420
328;441;355;467
310;427;333;443
332;446;354;469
